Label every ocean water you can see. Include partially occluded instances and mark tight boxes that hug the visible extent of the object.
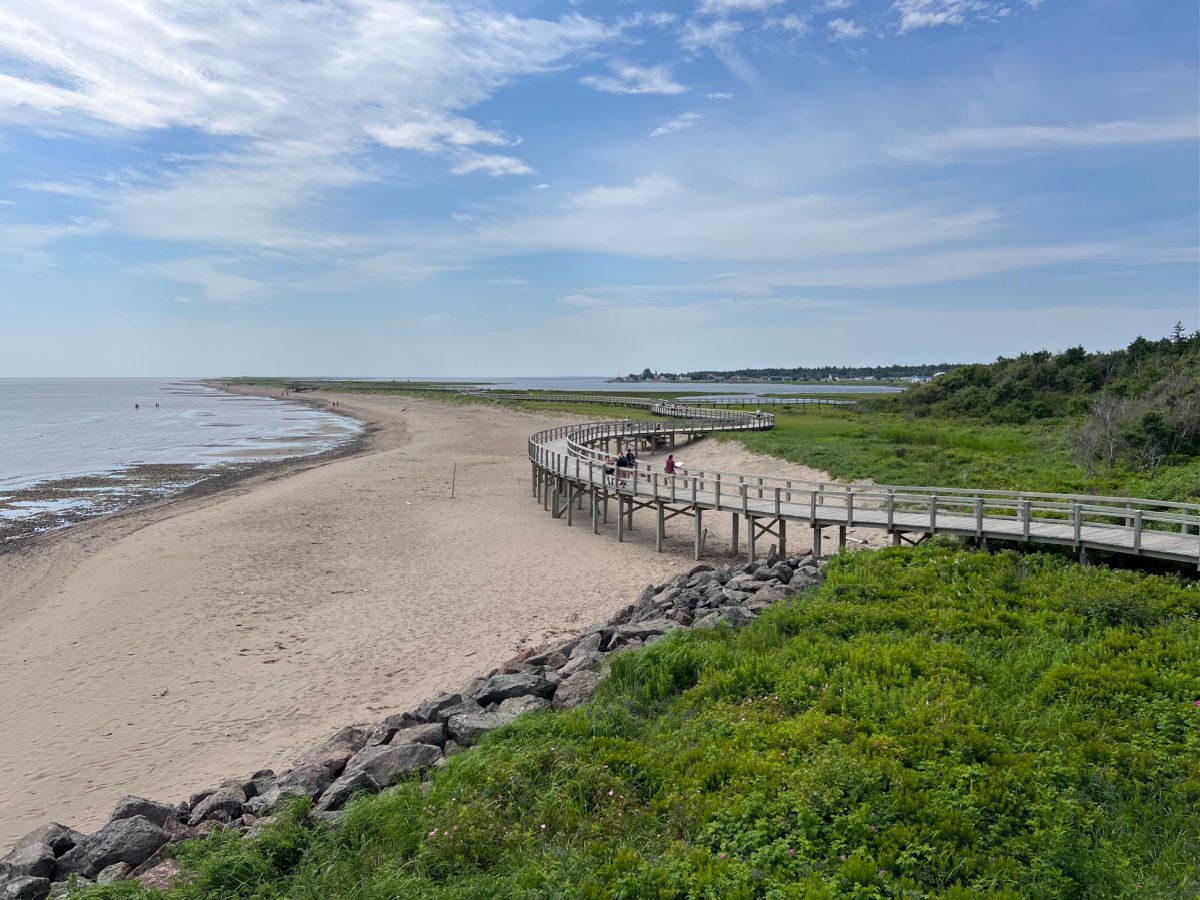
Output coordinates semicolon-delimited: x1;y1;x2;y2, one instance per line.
0;380;360;492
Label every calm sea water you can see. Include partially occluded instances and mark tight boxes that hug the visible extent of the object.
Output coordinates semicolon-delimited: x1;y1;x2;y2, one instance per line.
0;379;360;492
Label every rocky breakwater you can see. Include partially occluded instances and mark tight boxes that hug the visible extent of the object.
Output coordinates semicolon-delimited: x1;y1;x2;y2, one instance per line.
0;552;826;899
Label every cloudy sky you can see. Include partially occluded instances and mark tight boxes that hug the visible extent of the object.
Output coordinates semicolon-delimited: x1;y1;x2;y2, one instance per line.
0;0;1196;376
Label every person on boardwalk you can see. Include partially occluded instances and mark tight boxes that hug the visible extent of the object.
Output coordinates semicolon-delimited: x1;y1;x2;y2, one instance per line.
664;453;679;486
604;455;616;486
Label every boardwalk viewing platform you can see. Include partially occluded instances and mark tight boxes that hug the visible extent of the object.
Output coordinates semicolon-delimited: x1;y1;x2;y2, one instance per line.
518;395;1200;569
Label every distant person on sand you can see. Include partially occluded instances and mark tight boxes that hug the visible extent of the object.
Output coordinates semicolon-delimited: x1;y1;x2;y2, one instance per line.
134;403;139;409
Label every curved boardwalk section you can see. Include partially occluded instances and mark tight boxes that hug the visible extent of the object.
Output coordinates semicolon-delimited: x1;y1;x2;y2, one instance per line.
517;395;1200;568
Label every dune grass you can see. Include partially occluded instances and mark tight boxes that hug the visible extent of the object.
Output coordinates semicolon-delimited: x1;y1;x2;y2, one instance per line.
80;544;1200;899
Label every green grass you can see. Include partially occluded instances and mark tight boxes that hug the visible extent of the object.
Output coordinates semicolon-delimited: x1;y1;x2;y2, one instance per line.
716;405;1200;502
80;544;1200;899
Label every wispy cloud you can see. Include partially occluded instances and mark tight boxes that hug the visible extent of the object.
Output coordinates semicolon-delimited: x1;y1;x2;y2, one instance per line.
650;112;702;138
827;18;867;40
893;0;1039;33
579;61;687;95
892;118;1200;162
706;92;736;100
697;0;782;14
571;175;682;209
451;153;534;177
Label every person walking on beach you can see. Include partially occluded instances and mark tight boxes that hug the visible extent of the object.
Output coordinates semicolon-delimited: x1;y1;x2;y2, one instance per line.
604;455;616;486
664;453;679;487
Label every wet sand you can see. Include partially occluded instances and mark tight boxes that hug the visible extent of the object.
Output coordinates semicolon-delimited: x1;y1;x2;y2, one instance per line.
0;388;884;847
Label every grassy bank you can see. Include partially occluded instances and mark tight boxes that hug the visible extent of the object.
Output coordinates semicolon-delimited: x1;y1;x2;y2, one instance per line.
82;544;1199;899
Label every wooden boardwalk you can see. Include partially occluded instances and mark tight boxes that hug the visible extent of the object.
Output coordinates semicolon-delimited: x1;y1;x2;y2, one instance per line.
525;401;1200;569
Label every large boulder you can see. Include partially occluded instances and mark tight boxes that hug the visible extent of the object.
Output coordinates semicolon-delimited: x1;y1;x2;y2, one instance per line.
0;845;54;882
315;744;442;812
0;876;50;900
248;743;355;814
412;693;462;724
569;632;602;658
390;721;445;749
12;826;77;859
445;709;518;746
552;670;599;710
135;859;180;891
497;695;550;716
188;788;245;826
108;796;180;829
558;651;604;677
474;674;555;706
54;816;169;880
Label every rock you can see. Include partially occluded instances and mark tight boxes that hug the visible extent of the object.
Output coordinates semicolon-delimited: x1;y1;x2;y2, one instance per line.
693;612;720;630
670;608;694;627
12;826;77;859
686;563;714;577
413;692;462;724
553;670;599;710
606;603;634;626
446;710;517;746
188;787;245;826
342;743;442;787
95;862;131;884
312;770;375;813
135;858;181;891
458;675;488;698
569;632;602;658
720;589;751;604
0;844;55;882
530;650;568;670
612;619;675;642
769;563;794;583
311;725;370;755
752;584;796;606
308;811;344;829
627;584;659;621
108;796;180;829
48;879;91;899
474;674;555;706
717;606;755;628
364;723;396;746
497;695;551;715
390;721;445;748
443;740;463;757
436;698;483;722
55;816;169;880
0;876;50;900
250;743;355;814
559;651;604;677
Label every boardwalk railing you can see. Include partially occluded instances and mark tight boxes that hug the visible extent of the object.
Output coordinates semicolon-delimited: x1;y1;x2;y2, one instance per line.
523;398;1200;568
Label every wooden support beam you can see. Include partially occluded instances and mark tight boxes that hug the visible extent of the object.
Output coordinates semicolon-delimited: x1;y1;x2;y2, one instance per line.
731;512;739;554
813;526;822;557
892;530;901;546
747;514;756;563
838;525;847;550
779;519;787;556
694;507;703;560
656;502;665;553
617;497;625;542
566;484;573;526
592;489;599;534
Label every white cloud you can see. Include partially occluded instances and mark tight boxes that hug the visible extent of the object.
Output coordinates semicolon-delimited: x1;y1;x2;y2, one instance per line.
827;18;867;40
580;61;687;95
892;0;1037;33
650;112;702;138
681;18;744;53
697;0;782;14
820;0;856;9
571;175;682;209
558;293;609;307
769;14;811;34
706;92;735;100
451;153;534;177
533;183;551;190
366;115;511;152
892;118;1200;162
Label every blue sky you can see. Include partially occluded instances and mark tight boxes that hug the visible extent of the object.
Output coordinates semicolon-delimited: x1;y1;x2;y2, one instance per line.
0;0;1196;376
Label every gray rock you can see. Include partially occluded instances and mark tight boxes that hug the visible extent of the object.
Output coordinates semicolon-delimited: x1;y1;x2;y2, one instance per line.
310;725;369;755
717;606;755;627
458;675;488;699
693;612;720;630
532;650;568;670
12;826;77;859
613;619;675;641
671;608;694;627
364;723;396;746
720;589;751;603
446;709;518;746
686;563;714;577
95;862;131;885
553;670;599;710
55;816;169;880
497;695;551;715
342;743;442;787
390;721;445;748
474;674;555;706
134;858;180;890
436;698;483;722
108;796;180;829
752;584;796;606
569;632;602;657
443;740;463;757
48;879;91;899
558;651;604;677
312;770;375;813
0;844;55;882
188;787;245;827
606;603;635;626
413;692;462;723
250;744;355;814
0;876;50;900
769;563;794;583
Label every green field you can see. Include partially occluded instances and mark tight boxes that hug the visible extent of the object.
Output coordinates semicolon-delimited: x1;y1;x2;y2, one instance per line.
79;544;1200;899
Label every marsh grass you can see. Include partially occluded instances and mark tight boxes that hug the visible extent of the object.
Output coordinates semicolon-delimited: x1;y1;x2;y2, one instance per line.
80;544;1200;899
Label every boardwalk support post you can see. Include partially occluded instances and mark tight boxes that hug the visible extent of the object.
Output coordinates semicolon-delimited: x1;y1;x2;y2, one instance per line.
813;526;823;557
694;508;703;560
732;513;739;554
656;502;665;553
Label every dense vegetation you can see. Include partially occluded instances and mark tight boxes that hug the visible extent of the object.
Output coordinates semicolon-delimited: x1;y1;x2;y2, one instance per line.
615;364;961;382
81;545;1199;899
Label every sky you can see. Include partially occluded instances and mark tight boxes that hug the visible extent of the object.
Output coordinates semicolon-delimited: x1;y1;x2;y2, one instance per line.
0;0;1197;377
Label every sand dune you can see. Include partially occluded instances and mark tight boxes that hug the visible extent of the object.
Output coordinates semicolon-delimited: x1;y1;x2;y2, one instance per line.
0;389;882;846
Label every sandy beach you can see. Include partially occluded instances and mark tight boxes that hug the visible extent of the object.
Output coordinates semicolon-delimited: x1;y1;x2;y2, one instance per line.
0;388;886;847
